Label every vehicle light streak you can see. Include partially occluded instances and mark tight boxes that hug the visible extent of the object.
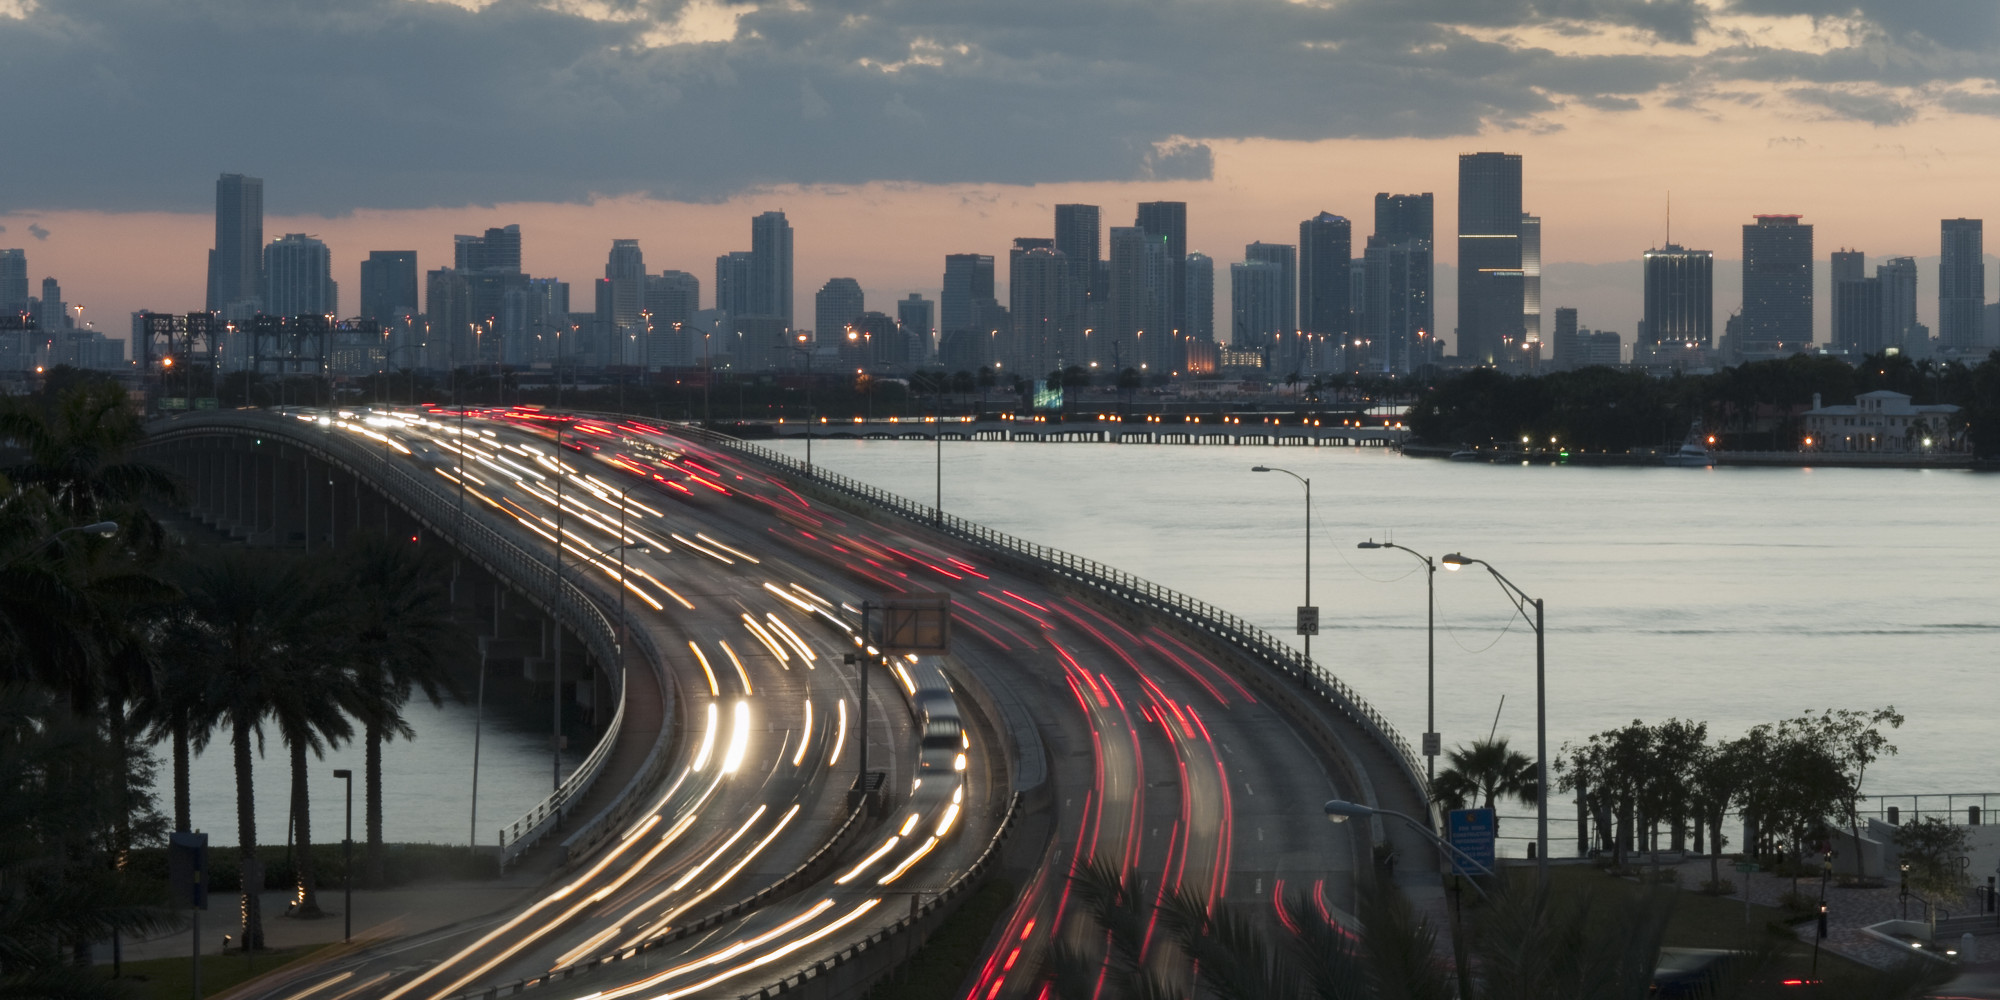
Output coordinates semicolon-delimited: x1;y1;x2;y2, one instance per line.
834;836;901;884
830;699;848;765
762;582;819;613
765;615;816;663
877;836;939;884
935;800;961;837
793;700;813;766
672;533;735;564
599;902;838;999
718;640;754;695
789;583;833;607
696;532;761;563
722;700;750;772
275;970;353;1000
740;615;790;664
688;643;720;697
692;703;719;769
657;898;882;999
663;805;768;895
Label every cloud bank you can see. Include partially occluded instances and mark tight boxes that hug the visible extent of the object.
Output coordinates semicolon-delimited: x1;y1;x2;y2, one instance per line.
3;0;1996;215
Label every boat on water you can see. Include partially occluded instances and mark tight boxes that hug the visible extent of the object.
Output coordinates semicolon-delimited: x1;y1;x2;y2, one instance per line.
1663;422;1714;467
1448;449;1484;462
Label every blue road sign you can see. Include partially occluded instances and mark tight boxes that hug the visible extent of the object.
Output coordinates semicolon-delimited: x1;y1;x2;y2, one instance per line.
1447;808;1497;877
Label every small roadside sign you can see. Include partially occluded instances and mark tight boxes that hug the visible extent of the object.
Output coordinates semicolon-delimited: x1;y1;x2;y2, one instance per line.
1296;606;1320;636
1446;808;1496;877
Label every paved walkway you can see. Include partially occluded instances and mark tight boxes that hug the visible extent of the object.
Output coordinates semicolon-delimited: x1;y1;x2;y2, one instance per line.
108;879;539;964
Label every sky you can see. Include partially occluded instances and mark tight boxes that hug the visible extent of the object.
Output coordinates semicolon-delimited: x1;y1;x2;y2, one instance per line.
7;0;2000;347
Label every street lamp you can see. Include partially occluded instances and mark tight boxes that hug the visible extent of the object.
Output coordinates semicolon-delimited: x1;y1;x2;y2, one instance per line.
2;520;118;568
332;768;353;942
1441;552;1548;885
1250;466;1315;663
1358;540;1439;783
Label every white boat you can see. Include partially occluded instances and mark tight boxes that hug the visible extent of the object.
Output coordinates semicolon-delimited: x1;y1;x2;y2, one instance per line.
1663;422;1714;467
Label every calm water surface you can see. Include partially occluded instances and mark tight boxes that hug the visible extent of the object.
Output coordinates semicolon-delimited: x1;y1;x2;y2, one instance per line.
768;439;1996;799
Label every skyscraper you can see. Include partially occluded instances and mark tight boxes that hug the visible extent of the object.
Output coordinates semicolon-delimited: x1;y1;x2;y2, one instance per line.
1135;202;1188;337
454;225;522;272
206;173;264;317
1371;192;1434;368
1054;204;1101;303
262;234;337;317
1245;242;1298;368
1375;193;1434;250
359;251;419;325
715;251;757;318
1520;213;1542;349
425;267;471;369
1551;307;1581;369
941;254;996;339
897;294;935;362
1641;244;1714;348
1940;219;1984;350
1739;215;1814;353
749;211;794;328
1185;252;1214;344
815;277;865;342
1230;260;1287;352
1879;257;1922;351
1830;249;1867;350
1011;245;1071;376
1108;226;1168;369
602;239;646;364
1833;273;1884;354
646;271;700;329
0;249;26;315
1456;153;1524;364
1298;213;1351;345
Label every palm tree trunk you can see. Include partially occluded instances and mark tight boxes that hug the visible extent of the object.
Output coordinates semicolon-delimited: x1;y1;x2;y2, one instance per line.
290;740;322;917
173;722;191;833
234;720;263;951
366;719;385;885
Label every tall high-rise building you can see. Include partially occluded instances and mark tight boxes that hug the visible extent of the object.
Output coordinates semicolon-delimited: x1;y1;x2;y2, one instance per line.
1833;274;1885;354
1135;202;1187;337
1010;245;1071;376
941;254;996;337
1879;257;1922;351
0;249;26;315
1829;249;1867;349
749;211;794;327
1738;215;1814;353
1641;245;1714;348
1361;236;1427;373
815;277;865;342
454;225;522;273
1940;218;1984;349
206;173;264;317
1551;307;1581;369
1456;153;1524;363
1244;242;1297;333
262;234;337;317
1520;213;1542;349
1298;213;1351;345
37;277;66;332
715;251;757;318
598;239;646;364
359;251;418;324
897;294;935;362
1107;226;1168;369
646;271;700;329
1185;252;1214;344
1831;249;1865;286
1230;260;1287;353
1054;204;1101;304
425;268;471;369
1375;193;1434;250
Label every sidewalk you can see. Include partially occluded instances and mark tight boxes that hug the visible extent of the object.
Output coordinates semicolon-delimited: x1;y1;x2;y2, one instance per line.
109;880;539;964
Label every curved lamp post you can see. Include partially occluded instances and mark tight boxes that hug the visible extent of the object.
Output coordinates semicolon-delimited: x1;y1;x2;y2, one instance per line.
3;521;118;568
1250;466;1314;663
1441;552;1548;886
1357;540;1438;783
1325;798;1493;892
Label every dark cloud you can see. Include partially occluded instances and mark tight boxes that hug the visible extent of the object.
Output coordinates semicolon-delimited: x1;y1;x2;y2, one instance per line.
0;0;1991;215
1787;85;1917;125
27;224;49;240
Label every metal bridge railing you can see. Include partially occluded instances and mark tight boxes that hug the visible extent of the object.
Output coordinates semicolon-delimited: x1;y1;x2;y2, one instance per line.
147;410;632;868
672;424;1430;807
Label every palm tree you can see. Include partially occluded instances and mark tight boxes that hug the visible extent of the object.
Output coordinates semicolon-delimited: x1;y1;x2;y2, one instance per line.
174;549;334;947
0;376;176;531
339;535;464;882
1432;737;1540;816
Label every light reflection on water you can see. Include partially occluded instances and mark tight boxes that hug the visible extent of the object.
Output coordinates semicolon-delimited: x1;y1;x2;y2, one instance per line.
768;438;1996;802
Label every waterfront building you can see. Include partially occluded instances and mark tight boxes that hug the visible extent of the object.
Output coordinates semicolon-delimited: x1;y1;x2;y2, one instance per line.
207;173;264;318
1245;241;1297;337
1299;213;1351;346
1010;244;1071;376
815;278;865;345
1456;153;1524;364
1185;252;1215;344
1737;215;1813;357
1361;236;1427;373
1640;244;1714;348
263;233;337;318
1136;202;1188;340
1939;219;1984;351
1802;391;1959;453
360;251;418;325
750;211;794;328
1107;226;1168;370
1231;259;1287;355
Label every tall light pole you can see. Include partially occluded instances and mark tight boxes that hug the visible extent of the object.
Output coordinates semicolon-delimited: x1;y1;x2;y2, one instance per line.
331;768;353;942
1358;540;1438;784
1441;552;1548;885
1250;466;1315;663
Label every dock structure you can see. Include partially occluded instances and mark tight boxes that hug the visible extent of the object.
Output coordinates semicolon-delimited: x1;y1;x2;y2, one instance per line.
762;417;1407;448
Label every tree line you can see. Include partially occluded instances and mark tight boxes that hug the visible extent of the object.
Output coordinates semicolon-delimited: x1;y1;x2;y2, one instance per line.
0;375;467;996
1407;351;2000;454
